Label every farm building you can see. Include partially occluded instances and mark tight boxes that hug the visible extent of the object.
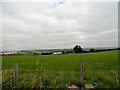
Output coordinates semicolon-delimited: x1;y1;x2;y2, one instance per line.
53;52;62;55
1;52;18;56
33;51;41;55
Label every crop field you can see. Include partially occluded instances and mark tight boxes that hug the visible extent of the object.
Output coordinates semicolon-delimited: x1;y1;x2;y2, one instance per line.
1;50;119;89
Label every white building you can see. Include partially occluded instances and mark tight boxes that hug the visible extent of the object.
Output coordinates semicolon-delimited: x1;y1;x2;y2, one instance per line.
53;52;62;55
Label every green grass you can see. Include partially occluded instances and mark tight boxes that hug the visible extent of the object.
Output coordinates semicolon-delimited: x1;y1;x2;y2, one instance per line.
2;50;119;88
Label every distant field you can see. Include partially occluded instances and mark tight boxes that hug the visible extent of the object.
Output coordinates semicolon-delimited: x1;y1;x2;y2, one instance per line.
2;50;119;88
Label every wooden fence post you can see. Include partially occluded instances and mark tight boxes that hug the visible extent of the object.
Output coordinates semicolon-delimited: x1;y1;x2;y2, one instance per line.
14;63;18;80
80;60;84;87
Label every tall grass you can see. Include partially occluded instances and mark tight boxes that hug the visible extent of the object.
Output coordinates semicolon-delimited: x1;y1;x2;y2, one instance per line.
2;66;80;88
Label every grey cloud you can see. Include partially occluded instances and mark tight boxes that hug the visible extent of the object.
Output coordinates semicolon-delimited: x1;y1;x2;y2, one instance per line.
2;1;118;51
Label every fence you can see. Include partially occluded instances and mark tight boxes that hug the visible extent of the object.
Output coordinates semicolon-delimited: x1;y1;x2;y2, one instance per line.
13;60;94;89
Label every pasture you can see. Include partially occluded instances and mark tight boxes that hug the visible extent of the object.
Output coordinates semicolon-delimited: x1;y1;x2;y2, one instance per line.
1;50;119;88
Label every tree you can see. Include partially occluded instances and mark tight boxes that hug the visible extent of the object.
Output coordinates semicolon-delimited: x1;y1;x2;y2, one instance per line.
90;48;95;52
73;45;83;53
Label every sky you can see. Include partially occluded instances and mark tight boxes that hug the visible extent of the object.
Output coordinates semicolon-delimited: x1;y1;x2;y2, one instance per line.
0;0;119;51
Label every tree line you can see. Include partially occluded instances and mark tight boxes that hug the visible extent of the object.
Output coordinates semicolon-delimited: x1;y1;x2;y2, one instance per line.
73;45;119;54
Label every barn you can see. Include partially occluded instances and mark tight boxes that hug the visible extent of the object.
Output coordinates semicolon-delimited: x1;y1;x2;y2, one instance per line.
53;52;62;55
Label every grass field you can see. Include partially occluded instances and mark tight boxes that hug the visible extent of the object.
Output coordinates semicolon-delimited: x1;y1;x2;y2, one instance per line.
1;50;119;89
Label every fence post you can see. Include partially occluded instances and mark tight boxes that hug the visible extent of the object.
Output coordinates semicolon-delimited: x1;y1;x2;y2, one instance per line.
14;63;18;80
80;60;84;87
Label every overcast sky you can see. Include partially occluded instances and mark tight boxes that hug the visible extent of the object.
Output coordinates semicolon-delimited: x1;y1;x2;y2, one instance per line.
1;0;118;51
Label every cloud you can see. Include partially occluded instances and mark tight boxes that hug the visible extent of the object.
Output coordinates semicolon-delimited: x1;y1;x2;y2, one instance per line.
1;1;118;51
1;0;119;2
